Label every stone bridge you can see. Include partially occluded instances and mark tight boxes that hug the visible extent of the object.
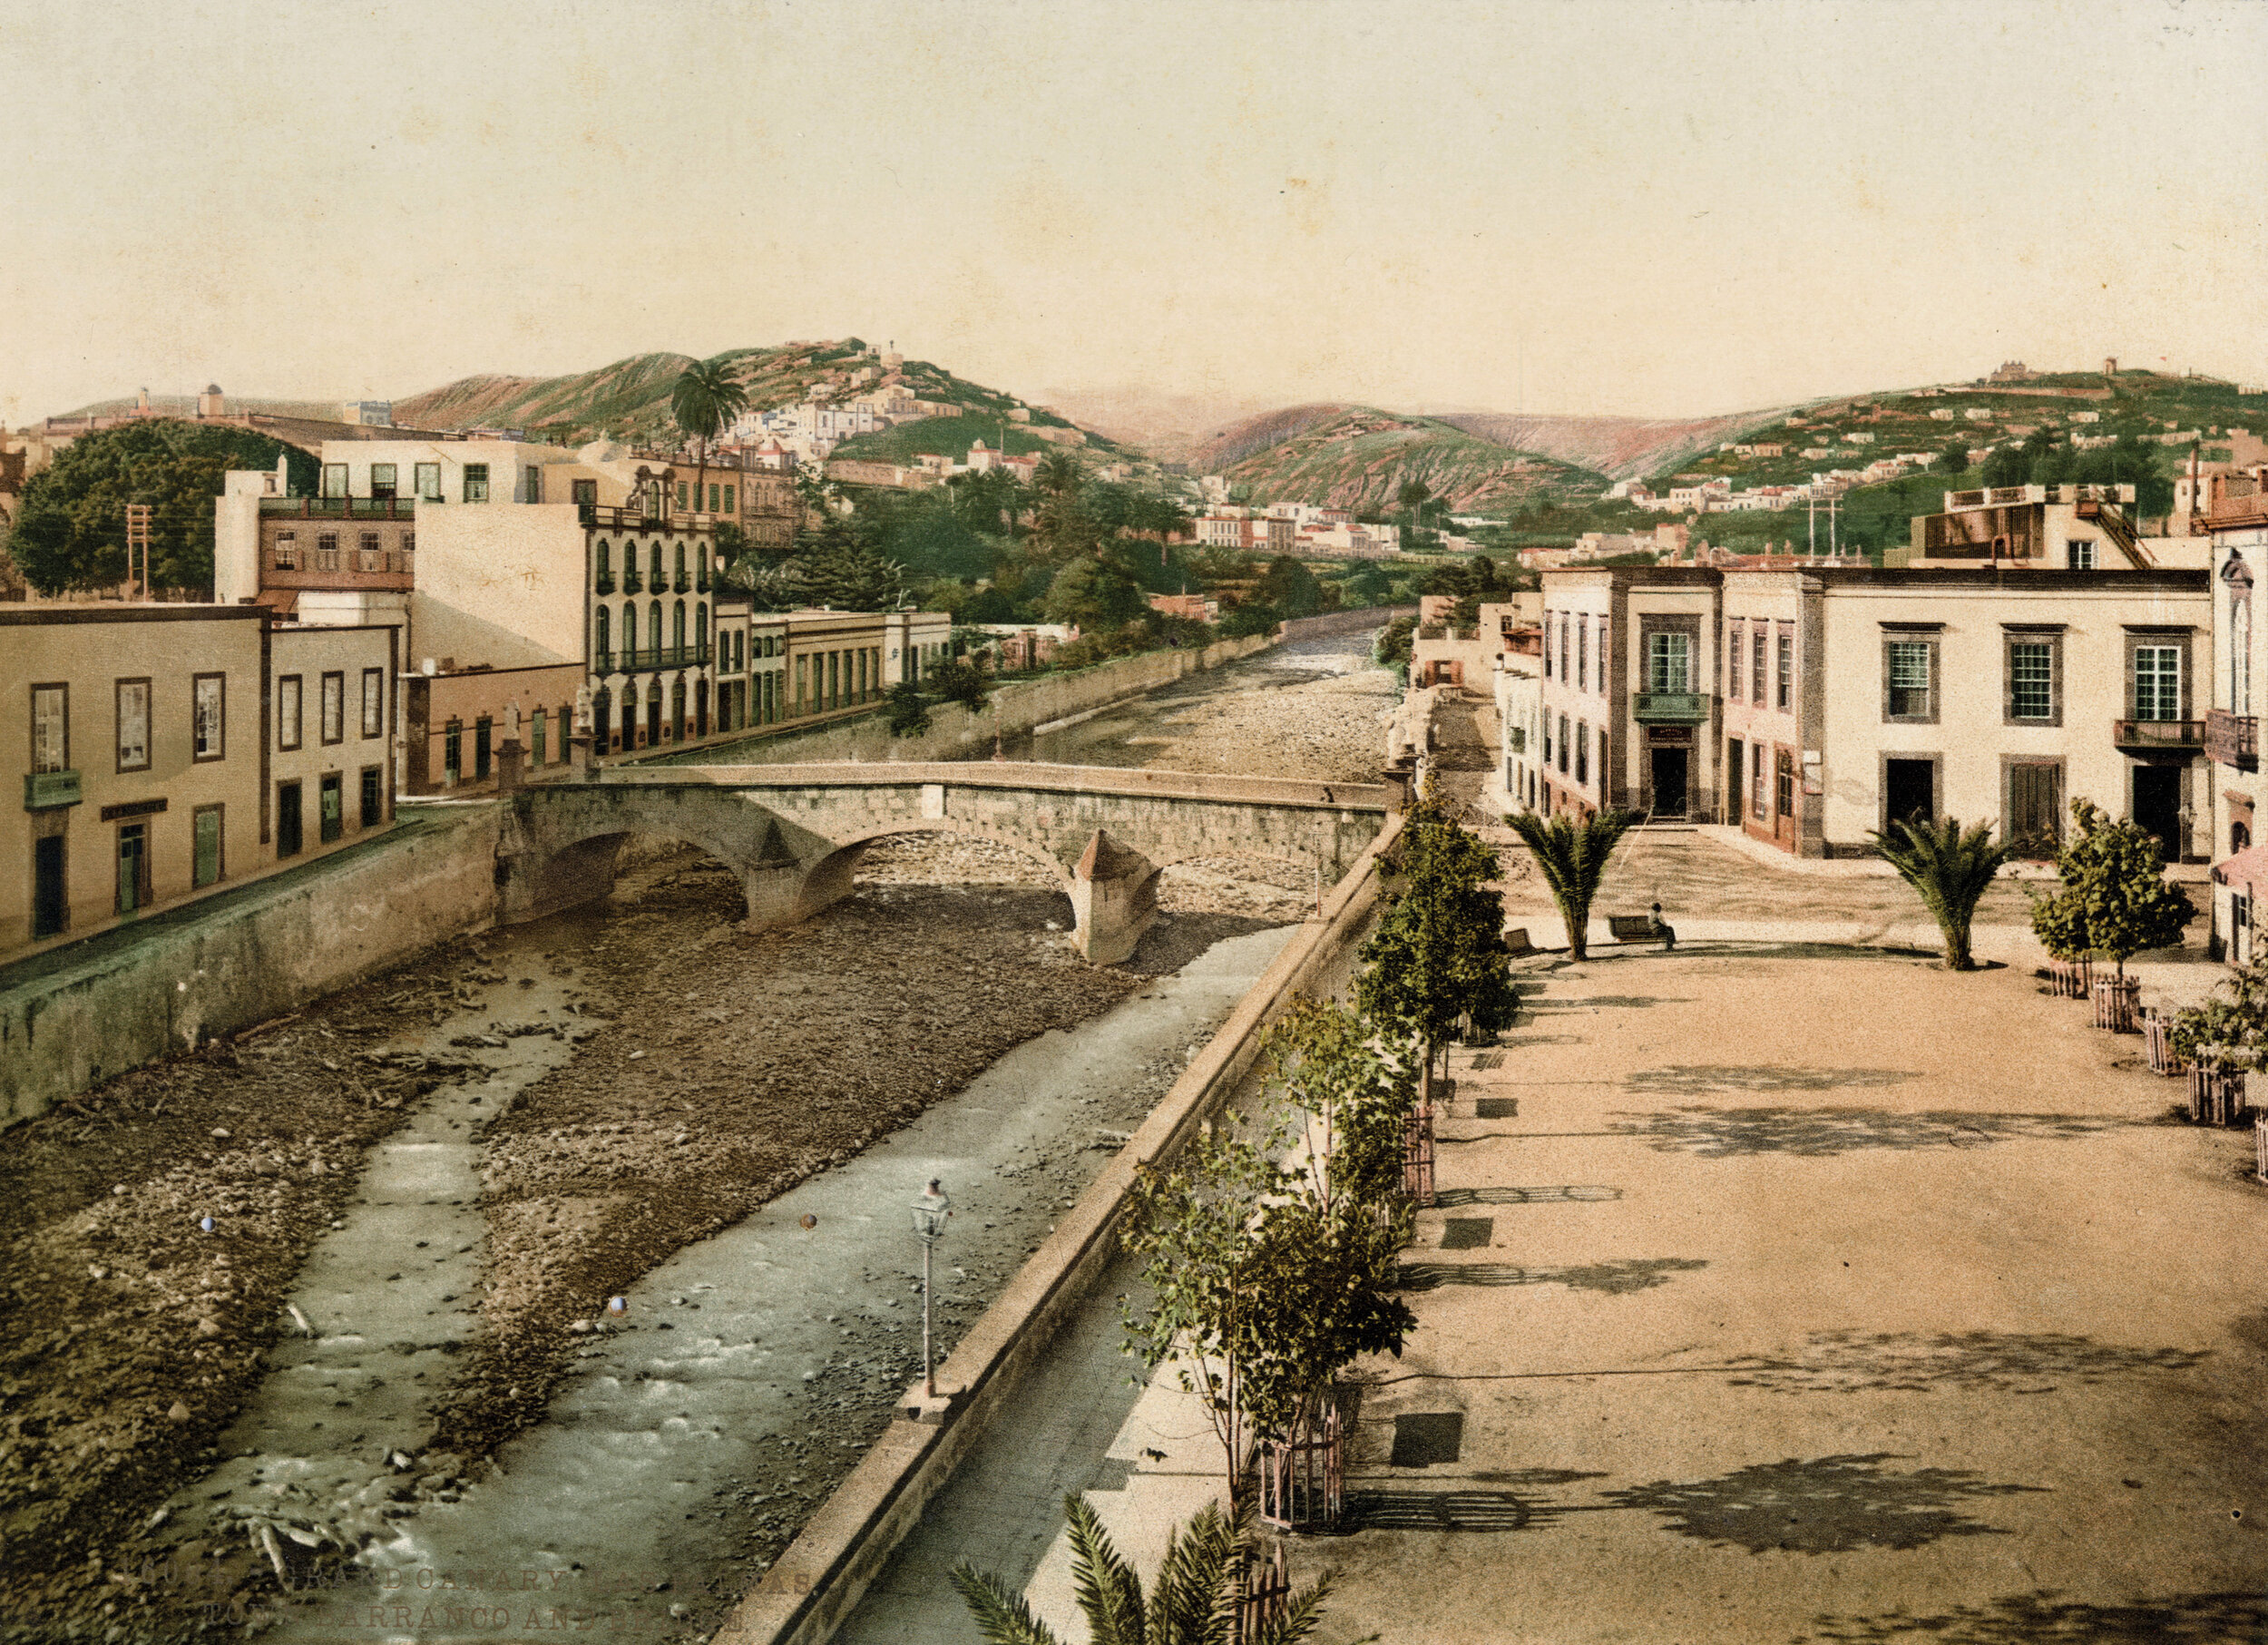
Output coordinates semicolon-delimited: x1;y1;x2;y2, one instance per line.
497;762;1400;964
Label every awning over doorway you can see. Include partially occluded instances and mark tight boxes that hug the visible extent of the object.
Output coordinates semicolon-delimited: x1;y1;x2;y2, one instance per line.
2210;842;2268;895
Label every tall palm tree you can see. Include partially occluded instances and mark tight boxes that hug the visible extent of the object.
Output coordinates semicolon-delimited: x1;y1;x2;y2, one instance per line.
1032;449;1084;499
951;1495;1329;1645
1505;808;1640;961
1869;816;2011;971
670;358;750;523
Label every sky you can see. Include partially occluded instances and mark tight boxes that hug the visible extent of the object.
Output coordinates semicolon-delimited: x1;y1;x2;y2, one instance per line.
3;0;2264;429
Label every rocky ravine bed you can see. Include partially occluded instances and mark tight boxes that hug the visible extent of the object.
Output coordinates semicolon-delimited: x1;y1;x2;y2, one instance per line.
0;839;1296;1642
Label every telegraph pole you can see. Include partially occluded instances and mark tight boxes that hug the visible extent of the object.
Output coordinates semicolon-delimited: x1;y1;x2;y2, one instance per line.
124;504;152;599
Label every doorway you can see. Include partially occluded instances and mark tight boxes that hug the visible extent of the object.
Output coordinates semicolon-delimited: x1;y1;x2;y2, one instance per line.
33;835;66;937
2133;765;2184;863
116;823;150;916
1884;759;1934;830
2007;762;2063;858
1648;747;1688;819
278;781;304;857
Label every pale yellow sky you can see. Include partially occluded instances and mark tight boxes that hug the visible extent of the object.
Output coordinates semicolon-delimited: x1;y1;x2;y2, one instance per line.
3;0;2263;428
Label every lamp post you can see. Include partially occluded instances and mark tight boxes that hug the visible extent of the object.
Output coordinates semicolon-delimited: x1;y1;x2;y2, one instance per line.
910;1179;951;1398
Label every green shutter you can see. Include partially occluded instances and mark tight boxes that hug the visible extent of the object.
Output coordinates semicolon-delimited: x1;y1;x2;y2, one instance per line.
194;809;221;886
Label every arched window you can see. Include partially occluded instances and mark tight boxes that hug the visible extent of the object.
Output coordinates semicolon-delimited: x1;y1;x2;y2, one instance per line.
649;601;663;657
595;540;611;585
622;602;637;664
697;603;709;655
595;605;610;661
650;541;664;588
674;543;686;587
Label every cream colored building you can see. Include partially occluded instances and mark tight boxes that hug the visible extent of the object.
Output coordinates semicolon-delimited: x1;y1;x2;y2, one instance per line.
1536;563;2210;854
6;605;395;960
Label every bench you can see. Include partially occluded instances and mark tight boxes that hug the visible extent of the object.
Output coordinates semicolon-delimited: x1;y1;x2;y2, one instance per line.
1503;927;1536;957
1605;913;1675;950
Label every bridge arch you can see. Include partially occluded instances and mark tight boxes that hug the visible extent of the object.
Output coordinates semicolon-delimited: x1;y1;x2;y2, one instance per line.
497;765;1395;965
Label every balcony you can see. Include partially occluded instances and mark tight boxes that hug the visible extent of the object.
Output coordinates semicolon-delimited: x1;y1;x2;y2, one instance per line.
259;496;417;520
623;570;643;593
2113;719;2205;750
1634;691;1709;725
594;575;615;595
24;769;82;809
2206;710;2259;770
593;650;614;674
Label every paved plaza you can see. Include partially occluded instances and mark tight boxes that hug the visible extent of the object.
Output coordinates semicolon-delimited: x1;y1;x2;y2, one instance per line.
1320;945;2267;1642
849;940;2266;1645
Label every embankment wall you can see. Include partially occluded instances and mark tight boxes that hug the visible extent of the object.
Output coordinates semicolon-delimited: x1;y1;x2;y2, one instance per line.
646;633;1279;768
0;808;500;1125
711;811;1402;1645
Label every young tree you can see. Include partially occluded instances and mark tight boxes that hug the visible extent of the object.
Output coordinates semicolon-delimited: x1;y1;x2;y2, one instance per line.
1503;807;1640;963
952;1496;1331;1645
1358;794;1520;1090
1870;816;2012;972
669;358;749;521
1119;1106;1413;1520
2029;798;2195;977
1265;998;1417;1199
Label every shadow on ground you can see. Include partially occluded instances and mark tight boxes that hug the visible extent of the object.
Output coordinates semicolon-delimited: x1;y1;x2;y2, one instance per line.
1601;1453;2047;1553
1432;1185;1623;1207
1625;1065;1919;1096
1804;1589;2268;1642
1396;1258;1706;1295
1613;1106;2131;1158
1722;1330;2214;1395
1119;912;1285;974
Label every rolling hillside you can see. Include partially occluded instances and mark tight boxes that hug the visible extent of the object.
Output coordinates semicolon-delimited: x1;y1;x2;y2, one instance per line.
1431;411;1788;483
1197;405;1608;514
391;339;1118;454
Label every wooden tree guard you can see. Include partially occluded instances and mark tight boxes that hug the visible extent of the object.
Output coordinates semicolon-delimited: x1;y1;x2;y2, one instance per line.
2142;1010;2188;1077
2255;1114;2268;1183
2091;974;2141;1033
1403;1104;1435;1205
1258;1394;1344;1534
2046;957;2093;999
2190;1064;2249;1127
1235;1539;1294;1643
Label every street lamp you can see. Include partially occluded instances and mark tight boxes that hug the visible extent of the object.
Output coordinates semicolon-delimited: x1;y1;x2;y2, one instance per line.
910;1179;952;1399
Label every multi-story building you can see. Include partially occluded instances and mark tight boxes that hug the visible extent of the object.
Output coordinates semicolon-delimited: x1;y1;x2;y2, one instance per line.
1536;563;2211;855
2204;468;2268;962
6;604;395;959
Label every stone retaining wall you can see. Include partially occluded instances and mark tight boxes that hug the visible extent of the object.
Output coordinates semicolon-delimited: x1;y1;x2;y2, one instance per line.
0;808;500;1126
709;812;1403;1645
646;634;1278;769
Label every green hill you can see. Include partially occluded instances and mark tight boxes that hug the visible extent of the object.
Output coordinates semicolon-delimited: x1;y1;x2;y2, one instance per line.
1198;405;1608;514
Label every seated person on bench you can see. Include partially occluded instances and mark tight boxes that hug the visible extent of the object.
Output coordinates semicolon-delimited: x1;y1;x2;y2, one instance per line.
1648;902;1676;951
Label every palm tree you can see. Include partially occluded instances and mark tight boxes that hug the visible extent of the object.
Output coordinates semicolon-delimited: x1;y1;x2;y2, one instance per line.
951;1495;1329;1645
1869;816;2011;971
670;358;750;523
1505;808;1640;961
1032;449;1085;500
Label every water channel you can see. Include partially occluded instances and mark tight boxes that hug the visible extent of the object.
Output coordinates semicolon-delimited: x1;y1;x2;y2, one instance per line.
165;623;1388;1644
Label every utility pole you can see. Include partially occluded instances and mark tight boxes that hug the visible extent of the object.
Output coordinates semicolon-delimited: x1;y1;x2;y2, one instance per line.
124;504;152;599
